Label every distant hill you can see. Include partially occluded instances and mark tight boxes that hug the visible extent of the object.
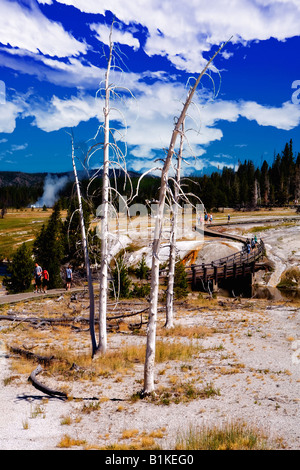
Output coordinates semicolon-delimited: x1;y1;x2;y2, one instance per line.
0;171;78;188
0;171;47;188
0;169;143;188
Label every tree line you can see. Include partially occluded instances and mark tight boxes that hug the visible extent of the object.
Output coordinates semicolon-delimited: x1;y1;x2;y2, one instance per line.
1;139;298;214
184;139;300;210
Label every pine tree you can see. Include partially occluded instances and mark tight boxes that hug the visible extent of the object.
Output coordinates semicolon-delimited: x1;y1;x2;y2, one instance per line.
135;255;150;280
173;257;189;299
4;243;34;293
112;255;131;298
33;202;65;289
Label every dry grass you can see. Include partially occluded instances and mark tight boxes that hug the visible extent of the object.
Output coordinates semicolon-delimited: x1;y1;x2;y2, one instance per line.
175;420;281;450
157;323;214;338
57;434;86;448
0;293;295;450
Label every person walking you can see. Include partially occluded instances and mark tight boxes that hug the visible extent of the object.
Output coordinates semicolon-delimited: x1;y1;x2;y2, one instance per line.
42;267;49;294
34;262;42;293
66;265;73;291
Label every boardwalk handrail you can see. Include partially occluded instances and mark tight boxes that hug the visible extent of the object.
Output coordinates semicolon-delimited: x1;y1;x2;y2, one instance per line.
190;239;265;271
159;225;265;285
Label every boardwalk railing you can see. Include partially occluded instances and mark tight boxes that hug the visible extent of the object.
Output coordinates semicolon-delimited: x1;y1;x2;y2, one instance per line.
159;225;265;290
186;239;264;288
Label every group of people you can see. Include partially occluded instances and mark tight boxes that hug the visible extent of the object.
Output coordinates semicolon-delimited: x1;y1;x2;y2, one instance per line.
198;213;213;225
205;213;213;224
245;235;258;254
33;263;49;294
33;263;73;293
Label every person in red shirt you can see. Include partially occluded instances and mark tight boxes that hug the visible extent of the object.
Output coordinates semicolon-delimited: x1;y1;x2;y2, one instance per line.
42;268;49;293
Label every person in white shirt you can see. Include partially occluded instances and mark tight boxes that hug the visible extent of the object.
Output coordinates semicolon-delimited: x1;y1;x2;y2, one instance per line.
34;263;42;293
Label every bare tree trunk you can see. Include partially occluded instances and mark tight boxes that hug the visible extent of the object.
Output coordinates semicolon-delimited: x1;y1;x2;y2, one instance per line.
165;122;184;328
70;135;97;356
98;34;113;355
143;41;228;395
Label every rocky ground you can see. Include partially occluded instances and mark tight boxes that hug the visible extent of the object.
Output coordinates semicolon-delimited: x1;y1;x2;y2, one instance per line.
0;216;300;450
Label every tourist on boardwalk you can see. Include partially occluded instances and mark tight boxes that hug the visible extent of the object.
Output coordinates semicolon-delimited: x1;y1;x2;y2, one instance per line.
34;262;42;293
66;265;73;291
227;214;230;223
42;268;49;294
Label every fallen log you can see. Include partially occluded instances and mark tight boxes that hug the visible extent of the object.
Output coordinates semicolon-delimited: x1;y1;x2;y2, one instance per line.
9;346;55;366
0;314;89;324
28;364;67;399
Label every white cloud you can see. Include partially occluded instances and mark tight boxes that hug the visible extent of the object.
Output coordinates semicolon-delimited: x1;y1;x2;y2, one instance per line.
54;0;300;72
27;94;103;132
0;101;22;133
24;79;300;168
90;23;140;50
239;100;300;130
11;143;28;151
0;0;87;58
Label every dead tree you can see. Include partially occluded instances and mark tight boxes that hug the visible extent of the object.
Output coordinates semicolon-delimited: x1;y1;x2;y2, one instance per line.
69;132;97;357
97;32;112;355
87;23;134;355
165;121;185;329
143;41;228;395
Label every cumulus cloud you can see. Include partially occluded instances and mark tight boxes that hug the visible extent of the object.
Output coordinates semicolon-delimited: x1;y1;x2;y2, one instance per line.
0;100;23;133
0;0;87;57
53;0;300;72
4;0;300;174
239;100;300;130
24;78;300;168
90;23;140;50
26;94;103;132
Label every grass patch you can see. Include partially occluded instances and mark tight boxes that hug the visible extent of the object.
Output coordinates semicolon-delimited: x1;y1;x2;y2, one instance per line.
9;339;201;383
175;420;282;450
157;324;214;338
57;434;86;448
0;209;66;258
134;381;220;406
249;225;274;233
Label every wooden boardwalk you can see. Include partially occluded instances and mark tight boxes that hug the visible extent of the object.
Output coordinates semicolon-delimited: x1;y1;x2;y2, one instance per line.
161;224;266;292
187;239;264;290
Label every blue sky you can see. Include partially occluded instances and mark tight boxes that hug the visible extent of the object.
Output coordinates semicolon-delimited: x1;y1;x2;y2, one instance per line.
0;0;300;176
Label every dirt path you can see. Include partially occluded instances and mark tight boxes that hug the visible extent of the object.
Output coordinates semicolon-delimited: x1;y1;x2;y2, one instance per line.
0;286;86;305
